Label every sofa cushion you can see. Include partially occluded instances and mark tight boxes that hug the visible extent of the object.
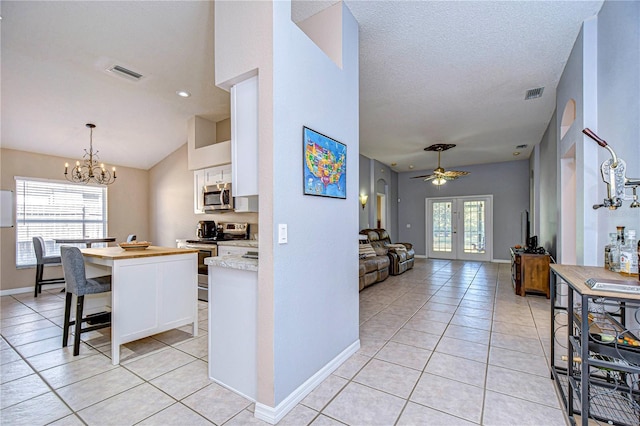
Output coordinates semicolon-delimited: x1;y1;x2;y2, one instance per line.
358;243;376;259
378;229;391;241
361;258;379;273
373;245;388;256
394;250;408;262
363;230;380;242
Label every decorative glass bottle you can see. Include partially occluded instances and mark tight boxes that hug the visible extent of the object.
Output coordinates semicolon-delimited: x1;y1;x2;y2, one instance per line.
620;230;637;275
609;226;624;273
604;233;616;271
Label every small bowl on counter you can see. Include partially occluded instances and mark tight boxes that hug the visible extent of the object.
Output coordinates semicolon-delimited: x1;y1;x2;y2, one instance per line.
118;241;151;250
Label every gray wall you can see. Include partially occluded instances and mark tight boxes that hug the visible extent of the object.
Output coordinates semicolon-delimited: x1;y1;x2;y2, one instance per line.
536;111;559;259
595;0;640;245
398;160;529;261
553;0;639;265
271;2;360;404
358;154;371;229
358;154;399;240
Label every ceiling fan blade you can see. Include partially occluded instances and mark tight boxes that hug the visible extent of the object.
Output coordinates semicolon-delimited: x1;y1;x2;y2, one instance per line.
411;174;434;179
442;170;470;178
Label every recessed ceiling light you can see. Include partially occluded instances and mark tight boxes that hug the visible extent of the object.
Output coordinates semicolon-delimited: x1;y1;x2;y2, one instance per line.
513;151;521;156
391;162;397;167
409;165;414;169
176;90;191;98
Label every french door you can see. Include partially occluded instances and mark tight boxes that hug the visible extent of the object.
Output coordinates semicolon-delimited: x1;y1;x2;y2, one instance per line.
426;195;492;261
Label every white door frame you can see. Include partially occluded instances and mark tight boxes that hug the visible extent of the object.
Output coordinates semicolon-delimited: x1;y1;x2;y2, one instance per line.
426;195;493;261
377;193;386;229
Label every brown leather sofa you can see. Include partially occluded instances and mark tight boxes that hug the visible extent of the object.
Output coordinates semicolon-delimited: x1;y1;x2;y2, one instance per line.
360;229;415;276
359;242;390;291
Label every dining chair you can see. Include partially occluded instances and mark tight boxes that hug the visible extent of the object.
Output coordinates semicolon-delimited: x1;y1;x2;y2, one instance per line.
60;246;112;356
32;236;65;297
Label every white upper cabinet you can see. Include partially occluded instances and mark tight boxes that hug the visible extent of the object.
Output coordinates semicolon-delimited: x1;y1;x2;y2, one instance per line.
204;164;232;186
231;75;259;197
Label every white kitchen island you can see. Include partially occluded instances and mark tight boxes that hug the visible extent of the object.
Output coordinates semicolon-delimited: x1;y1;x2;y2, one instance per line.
81;246;198;364
206;254;258;400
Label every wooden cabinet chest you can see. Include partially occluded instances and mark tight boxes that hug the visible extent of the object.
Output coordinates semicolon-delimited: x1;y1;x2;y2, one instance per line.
510;248;550;298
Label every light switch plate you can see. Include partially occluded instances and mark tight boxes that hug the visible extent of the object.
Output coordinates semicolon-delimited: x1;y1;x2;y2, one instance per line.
278;224;287;244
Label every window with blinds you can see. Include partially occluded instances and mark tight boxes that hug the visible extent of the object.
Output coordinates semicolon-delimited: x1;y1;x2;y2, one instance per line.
15;177;107;267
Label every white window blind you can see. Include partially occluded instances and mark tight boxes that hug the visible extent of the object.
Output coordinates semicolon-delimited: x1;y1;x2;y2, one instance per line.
15;177;108;267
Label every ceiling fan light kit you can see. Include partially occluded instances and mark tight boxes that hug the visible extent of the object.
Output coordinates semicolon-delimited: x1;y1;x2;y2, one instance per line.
410;143;470;185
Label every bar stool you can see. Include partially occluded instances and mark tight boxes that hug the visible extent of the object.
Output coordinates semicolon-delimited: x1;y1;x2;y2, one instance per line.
32;236;65;297
60;246;112;356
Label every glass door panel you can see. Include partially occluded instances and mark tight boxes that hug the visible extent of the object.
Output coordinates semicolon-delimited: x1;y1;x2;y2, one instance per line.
462;200;485;254
428;199;456;259
459;198;490;261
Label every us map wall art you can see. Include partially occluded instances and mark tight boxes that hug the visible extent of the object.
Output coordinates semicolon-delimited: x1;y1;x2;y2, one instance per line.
303;126;346;199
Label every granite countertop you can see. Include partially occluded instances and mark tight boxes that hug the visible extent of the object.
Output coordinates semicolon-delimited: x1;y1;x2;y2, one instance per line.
216;240;258;248
205;255;258;272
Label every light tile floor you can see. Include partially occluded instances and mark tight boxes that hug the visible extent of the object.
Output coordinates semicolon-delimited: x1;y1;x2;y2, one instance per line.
0;259;566;425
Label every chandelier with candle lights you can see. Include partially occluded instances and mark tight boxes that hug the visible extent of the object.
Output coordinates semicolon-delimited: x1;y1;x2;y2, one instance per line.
64;123;116;185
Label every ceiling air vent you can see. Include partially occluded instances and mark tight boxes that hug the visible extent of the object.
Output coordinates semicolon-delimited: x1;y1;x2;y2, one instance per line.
106;65;144;82
516;144;528;149
525;87;544;100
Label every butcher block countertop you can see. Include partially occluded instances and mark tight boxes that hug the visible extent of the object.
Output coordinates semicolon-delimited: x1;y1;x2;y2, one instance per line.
81;246;198;260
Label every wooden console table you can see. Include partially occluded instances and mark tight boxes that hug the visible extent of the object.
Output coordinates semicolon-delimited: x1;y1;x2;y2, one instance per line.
510;247;550;298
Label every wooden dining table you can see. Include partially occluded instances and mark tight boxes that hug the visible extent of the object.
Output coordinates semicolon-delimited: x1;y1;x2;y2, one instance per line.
55;237;116;248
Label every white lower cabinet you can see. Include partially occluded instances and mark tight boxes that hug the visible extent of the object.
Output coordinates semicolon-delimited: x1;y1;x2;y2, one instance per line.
208;264;257;400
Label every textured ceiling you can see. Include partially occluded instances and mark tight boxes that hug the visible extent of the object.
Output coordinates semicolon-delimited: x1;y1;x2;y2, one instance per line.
348;0;603;172
1;1;603;172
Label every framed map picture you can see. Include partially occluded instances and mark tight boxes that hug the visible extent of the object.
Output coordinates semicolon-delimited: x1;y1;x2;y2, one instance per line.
302;127;347;199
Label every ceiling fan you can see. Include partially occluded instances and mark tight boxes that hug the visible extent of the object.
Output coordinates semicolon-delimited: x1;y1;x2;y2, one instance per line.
411;143;470;185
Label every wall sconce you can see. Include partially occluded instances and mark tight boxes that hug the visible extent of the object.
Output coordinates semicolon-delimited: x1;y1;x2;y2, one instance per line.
359;194;368;209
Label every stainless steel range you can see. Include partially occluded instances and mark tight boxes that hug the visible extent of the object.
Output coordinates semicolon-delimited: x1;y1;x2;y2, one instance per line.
178;222;249;301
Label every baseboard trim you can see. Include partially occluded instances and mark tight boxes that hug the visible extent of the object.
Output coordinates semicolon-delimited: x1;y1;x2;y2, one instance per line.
0;284;65;297
254;339;360;425
414;254;509;264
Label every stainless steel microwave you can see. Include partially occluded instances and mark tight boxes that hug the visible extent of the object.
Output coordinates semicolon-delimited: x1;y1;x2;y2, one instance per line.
203;183;233;212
